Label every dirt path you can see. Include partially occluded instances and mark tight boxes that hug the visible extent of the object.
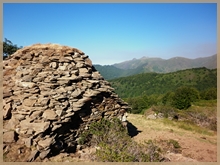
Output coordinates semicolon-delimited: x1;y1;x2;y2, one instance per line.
127;114;217;162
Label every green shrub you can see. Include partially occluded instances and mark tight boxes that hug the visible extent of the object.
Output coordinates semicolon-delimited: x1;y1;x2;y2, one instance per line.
78;131;91;145
95;139;162;162
172;86;200;110
168;139;181;149
157;139;182;154
203;88;217;100
79;118;164;162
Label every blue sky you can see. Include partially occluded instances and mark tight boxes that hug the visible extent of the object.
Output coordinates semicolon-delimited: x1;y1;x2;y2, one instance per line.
3;3;217;65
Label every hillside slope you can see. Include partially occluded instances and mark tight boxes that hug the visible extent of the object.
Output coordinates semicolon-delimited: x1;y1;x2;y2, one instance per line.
109;67;217;98
127;113;217;162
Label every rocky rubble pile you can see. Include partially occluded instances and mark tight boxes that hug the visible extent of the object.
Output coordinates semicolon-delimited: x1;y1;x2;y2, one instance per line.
3;43;130;161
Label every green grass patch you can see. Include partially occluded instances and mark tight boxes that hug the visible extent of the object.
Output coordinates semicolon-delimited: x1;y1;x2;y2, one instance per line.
162;119;215;136
192;99;217;107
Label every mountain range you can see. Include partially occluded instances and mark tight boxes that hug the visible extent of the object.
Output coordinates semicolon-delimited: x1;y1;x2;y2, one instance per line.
94;54;217;80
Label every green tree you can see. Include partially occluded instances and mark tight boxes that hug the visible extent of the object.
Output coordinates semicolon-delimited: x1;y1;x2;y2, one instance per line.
162;91;175;106
203;88;217;100
172;86;200;110
126;95;150;114
3;38;22;59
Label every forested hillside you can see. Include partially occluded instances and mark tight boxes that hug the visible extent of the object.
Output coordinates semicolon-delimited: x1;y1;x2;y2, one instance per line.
110;67;217;98
92;64;126;80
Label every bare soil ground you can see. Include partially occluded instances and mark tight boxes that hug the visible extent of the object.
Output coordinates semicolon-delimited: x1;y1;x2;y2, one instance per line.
127;113;217;162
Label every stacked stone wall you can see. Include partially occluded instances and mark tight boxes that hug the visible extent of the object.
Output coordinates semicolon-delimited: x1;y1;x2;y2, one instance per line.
3;44;130;161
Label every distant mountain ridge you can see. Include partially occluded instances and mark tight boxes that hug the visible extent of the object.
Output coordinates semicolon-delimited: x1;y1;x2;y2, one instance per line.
94;54;217;80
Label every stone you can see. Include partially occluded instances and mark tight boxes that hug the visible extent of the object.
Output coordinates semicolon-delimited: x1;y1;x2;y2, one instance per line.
57;80;71;85
56;87;66;93
42;110;58;120
21;104;48;111
71;88;82;97
59;56;73;63
27;150;39;162
72;102;84;108
29;88;40;94
3;88;13;98
39;149;51;159
49;62;58;69
85;58;93;67
21;53;33;60
17;81;36;88
61;117;71;123
76;62;84;68
32;76;45;82
79;68;88;73
92;71;103;80
3;131;17;143
70;70;79;75
3;102;12;119
157;113;164;118
24;137;32;147
64;112;75;118
38;98;50;106
23;99;37;107
51;124;62;131
5;116;20;130
22;75;33;82
41;56;50;63
55;110;64;116
147;114;157;120
13;113;26;121
58;65;67;71
66;50;75;55
84;89;100;97
38;138;55;149
72;107;81;111
37;71;49;77
29;111;43;121
20;120;50;136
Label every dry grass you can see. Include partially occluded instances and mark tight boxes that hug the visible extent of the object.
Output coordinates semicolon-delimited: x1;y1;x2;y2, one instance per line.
127;113;217;144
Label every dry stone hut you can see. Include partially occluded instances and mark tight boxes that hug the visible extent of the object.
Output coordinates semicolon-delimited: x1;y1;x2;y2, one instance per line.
3;43;130;161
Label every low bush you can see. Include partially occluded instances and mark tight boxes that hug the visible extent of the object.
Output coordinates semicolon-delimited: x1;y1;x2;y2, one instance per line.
78;118;164;162
168;139;181;149
156;139;182;154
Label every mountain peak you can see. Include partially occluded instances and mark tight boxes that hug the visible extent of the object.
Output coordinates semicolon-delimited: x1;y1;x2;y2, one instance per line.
94;54;216;80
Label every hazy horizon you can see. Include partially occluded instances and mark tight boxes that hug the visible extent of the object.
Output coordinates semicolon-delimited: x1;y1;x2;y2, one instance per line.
94;53;216;66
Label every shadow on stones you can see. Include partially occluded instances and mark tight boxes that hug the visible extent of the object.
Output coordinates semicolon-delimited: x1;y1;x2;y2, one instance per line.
49;114;84;157
126;121;142;138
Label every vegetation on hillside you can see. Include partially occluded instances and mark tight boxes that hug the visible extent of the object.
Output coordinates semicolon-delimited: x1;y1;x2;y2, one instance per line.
78;118;164;162
110;67;217;98
93;64;126;80
109;67;217;133
123;86;216;114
